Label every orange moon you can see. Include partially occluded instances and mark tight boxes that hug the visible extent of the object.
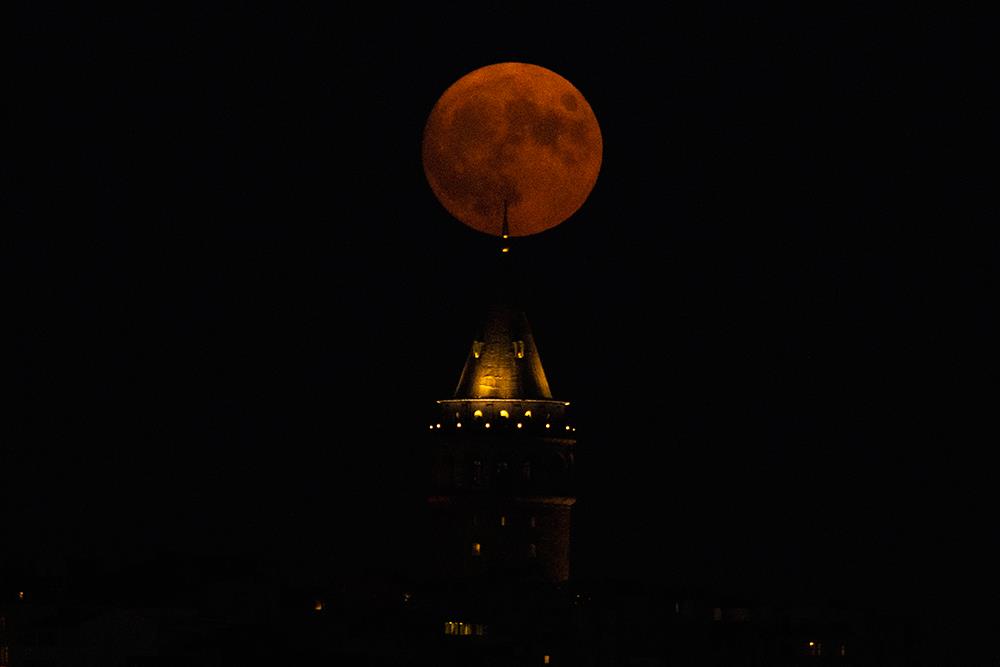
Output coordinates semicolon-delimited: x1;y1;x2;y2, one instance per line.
422;62;602;237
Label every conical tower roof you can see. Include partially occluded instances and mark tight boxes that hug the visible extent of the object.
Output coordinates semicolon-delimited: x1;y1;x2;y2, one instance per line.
453;302;553;399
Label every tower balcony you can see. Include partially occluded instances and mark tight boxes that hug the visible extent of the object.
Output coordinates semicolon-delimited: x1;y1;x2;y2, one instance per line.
430;399;576;437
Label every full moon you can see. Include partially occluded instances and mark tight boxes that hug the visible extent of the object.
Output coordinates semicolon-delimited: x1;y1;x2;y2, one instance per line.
422;62;602;237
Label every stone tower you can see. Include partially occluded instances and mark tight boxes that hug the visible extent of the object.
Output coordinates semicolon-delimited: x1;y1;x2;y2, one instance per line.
427;234;576;583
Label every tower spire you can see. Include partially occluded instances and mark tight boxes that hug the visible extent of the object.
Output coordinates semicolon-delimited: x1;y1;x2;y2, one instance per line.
501;199;510;254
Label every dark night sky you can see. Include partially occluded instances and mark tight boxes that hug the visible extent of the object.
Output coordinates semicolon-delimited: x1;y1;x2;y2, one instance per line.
7;4;995;620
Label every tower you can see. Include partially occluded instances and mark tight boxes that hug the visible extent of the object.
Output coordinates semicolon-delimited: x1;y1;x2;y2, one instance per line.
426;221;577;584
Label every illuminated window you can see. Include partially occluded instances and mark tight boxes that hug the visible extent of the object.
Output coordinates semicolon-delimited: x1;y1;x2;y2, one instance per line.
472;341;483;359
472;542;481;556
444;621;486;637
543;655;550;664
474;409;483;419
524;409;532;418
500;515;507;527
17;592;24;601
499;409;509;419
314;599;324;611
512;340;525;358
806;641;822;657
528;543;537;558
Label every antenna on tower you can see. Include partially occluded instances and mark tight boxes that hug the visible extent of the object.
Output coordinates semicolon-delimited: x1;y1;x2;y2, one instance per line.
501;200;510;253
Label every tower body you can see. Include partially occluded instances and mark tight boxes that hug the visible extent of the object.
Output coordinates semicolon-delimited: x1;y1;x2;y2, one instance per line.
428;302;576;583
